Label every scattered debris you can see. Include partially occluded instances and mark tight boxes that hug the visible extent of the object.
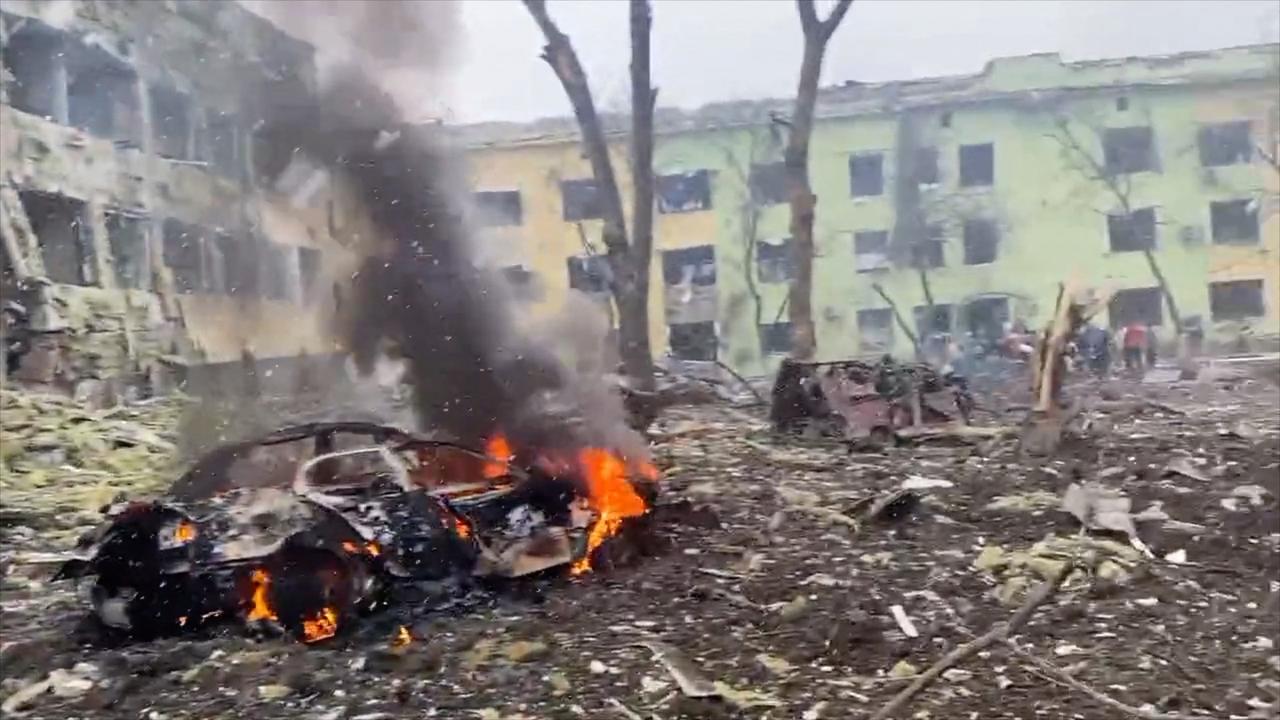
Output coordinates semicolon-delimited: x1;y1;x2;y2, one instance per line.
889;604;920;638
1164;457;1212;483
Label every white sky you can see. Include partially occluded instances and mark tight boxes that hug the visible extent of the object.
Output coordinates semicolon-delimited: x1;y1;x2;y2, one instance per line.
439;0;1279;124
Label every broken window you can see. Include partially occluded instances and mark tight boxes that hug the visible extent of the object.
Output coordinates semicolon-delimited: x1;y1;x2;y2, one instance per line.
849;153;884;197
662;245;716;287
298;247;321;297
105;212;148;290
561;179;602;221
1209;280;1265;321
914;304;953;337
749;162;788;206
66;43;139;143
1107;207;1156;252
962;219;998;265
150;85;193;160
910;226;945;269
1109;287;1163;328
963;297;1010;341
1209;199;1259;245
20;191;96;286
668;321;717;361
2;16;67;122
162;219;203;294
914;147;940;186
759;322;792;355
756;238;793;283
501;265;541;301
201;234;227;294
260;243;301;302
958;143;994;187
853;230;890;272
1198;121;1252;167
473;190;523;226
1103;126;1157;174
216;234;259;297
203;110;240;178
567;255;611;294
657;170;712;213
857;309;895;353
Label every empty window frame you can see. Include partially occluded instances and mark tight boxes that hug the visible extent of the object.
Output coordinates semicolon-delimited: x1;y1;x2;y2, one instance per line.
914;147;940;186
849;153;884;197
203;110;240;177
566;254;611;294
1107;207;1156;252
21;191;96;286
66;43;139;142
1103;126;1157;174
662;245;716;286
958;143;994;187
1;15;66;121
914;303;954;337
105;212;148;289
963;297;1010;341
657;170;712;213
1209;280;1265;321
473;190;523;226
756;238;792;283
297;246;322;297
1198;121;1252;167
150;85;194;160
910;226;946;269
1209;199;1259;244
668;321;717;361
853;230;890;272
962;219;998;265
759;321;792;355
1109;287;1164;328
561;179;602;221
162;219;203;294
749;162;788;206
259;242;300;302
501;265;541;301
857;309;895;353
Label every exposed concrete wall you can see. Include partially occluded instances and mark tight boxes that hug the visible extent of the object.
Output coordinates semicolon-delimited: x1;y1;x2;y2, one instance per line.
0;1;362;397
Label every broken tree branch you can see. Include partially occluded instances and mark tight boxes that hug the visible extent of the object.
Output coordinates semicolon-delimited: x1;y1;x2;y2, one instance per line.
869;559;1075;720
872;283;923;359
1005;640;1199;720
713;359;767;405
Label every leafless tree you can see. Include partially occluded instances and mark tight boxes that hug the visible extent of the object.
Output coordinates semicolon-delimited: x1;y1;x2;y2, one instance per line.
1048;114;1185;338
784;0;854;361
523;0;657;400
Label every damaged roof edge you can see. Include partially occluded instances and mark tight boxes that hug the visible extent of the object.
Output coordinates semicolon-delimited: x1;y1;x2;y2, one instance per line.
451;42;1280;150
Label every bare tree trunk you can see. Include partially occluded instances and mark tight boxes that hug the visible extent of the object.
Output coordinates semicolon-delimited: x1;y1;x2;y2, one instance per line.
523;0;656;399
785;0;853;361
625;0;657;391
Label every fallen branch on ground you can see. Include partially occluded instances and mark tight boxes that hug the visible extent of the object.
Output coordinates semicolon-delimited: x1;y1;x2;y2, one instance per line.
1006;640;1200;720
868;559;1075;720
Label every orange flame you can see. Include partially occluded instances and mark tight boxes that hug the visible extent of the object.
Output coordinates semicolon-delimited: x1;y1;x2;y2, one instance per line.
301;607;339;643
246;569;277;622
174;520;197;543
342;540;382;557
454;515;472;539
483;433;513;479
392;625;412;648
569;448;649;575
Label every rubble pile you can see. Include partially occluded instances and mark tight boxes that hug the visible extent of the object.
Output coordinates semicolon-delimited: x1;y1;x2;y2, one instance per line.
0;389;184;549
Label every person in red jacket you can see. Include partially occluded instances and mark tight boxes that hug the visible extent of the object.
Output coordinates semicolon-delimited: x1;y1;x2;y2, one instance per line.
1121;322;1148;372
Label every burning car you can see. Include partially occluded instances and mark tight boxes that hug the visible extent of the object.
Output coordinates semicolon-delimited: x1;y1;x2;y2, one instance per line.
55;422;657;643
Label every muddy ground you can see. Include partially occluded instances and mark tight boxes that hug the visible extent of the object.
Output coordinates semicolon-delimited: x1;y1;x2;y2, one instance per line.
1;369;1278;719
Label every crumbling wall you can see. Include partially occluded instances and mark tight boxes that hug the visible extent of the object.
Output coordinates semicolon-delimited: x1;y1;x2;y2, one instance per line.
0;0;360;398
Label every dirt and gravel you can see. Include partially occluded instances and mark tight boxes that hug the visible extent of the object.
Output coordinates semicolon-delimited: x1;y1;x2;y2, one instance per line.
1;368;1278;720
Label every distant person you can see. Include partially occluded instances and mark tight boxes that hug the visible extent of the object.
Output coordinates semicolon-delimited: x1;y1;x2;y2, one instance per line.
1144;323;1158;369
1121;321;1147;373
1078;323;1111;378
